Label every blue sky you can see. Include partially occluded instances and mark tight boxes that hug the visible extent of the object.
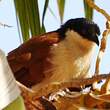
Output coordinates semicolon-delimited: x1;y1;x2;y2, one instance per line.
0;0;110;74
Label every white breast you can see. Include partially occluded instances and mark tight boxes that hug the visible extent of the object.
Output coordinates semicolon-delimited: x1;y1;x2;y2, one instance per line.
48;30;97;82
32;30;97;91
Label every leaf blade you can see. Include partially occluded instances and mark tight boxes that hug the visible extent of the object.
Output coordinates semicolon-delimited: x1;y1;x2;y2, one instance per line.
83;0;94;20
57;0;65;24
42;0;49;23
14;0;30;42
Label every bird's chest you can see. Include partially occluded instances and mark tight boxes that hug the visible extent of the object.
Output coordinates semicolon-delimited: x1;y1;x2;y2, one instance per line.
47;42;92;82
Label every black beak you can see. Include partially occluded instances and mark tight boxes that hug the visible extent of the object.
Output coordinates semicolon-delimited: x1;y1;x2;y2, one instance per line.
94;35;99;46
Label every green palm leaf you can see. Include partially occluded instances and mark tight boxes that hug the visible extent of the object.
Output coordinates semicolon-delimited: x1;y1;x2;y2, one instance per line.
14;0;47;42
83;0;94;20
41;0;49;33
57;0;65;24
14;0;30;42
25;0;41;37
14;0;94;42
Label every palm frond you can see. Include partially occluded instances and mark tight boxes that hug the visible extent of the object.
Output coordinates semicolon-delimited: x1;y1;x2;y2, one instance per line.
83;0;94;20
57;0;65;24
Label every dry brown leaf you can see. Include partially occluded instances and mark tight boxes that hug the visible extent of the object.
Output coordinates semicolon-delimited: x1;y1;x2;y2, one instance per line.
100;78;110;94
18;73;110;109
30;74;110;98
53;94;84;110
53;92;110;109
95;21;110;75
86;0;110;21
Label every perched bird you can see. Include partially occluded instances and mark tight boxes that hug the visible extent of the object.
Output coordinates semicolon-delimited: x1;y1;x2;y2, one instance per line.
7;18;100;92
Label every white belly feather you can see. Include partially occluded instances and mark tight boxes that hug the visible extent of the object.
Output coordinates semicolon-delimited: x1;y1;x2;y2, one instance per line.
32;30;97;90
48;30;96;82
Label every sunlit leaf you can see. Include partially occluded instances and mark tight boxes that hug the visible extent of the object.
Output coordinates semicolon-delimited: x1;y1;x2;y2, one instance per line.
57;0;65;24
14;0;30;42
14;0;42;42
26;0;41;37
42;0;49;23
40;24;46;33
4;96;25;110
83;0;94;20
41;0;49;33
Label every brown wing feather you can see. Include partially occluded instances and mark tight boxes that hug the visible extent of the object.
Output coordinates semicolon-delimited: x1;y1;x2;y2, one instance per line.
7;31;60;87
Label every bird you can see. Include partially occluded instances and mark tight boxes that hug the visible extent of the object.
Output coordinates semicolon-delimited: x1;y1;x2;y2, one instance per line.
7;18;100;92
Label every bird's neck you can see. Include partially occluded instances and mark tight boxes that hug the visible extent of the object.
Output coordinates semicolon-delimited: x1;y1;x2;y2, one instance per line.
48;30;96;81
64;30;96;54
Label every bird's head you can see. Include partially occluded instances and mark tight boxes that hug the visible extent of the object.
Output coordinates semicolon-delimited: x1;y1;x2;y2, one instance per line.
57;18;100;46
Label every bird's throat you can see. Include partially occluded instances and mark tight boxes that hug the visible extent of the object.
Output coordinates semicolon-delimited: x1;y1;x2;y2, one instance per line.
48;31;96;82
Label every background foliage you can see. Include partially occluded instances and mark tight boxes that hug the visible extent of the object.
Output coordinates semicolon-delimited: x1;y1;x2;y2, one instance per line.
14;0;94;42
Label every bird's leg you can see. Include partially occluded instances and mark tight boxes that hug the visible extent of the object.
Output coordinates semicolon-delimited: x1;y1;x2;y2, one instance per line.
48;87;83;101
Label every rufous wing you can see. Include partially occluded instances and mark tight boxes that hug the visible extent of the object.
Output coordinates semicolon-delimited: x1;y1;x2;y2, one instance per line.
7;32;60;87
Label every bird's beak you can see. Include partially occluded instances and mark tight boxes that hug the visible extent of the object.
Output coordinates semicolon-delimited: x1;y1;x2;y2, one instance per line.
91;35;99;46
93;35;99;46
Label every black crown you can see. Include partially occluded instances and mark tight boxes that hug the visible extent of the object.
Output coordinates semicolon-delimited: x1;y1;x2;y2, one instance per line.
57;18;100;45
